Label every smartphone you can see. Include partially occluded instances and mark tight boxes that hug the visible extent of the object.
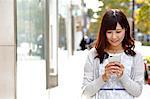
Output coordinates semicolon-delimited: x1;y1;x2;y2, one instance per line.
108;55;121;63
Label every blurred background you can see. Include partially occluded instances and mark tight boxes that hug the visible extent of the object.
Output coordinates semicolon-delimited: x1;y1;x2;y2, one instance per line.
0;0;149;99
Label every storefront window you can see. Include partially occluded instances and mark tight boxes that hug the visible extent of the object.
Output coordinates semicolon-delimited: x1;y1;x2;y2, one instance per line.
16;0;48;98
17;0;47;59
58;0;69;50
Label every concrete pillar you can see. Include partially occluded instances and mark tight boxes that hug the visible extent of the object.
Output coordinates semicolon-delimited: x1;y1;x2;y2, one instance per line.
0;0;16;99
48;0;58;88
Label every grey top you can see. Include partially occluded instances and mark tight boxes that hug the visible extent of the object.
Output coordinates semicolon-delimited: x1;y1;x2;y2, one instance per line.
82;48;144;99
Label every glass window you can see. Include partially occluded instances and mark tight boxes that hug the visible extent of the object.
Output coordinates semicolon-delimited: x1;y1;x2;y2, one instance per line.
16;0;49;98
17;0;47;60
58;0;68;50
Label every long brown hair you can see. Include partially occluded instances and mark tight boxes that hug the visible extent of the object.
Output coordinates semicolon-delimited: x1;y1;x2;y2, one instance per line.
95;9;136;63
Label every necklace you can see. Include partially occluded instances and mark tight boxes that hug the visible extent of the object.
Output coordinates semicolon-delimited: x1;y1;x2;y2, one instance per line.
105;49;124;54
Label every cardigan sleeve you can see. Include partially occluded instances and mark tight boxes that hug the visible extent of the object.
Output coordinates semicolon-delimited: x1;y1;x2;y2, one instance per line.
119;52;144;97
81;48;106;97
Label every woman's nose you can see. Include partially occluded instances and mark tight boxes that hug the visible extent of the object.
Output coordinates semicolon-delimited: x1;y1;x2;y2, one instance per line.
112;33;117;39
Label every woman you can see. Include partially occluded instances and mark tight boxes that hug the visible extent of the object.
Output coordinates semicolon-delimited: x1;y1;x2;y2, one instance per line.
82;9;144;99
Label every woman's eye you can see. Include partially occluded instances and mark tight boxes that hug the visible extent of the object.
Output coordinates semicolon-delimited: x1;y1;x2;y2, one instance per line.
116;31;121;33
107;32;112;34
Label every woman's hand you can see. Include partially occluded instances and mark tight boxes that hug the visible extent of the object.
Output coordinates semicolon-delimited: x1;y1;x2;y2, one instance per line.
102;62;116;82
113;62;124;78
102;62;124;82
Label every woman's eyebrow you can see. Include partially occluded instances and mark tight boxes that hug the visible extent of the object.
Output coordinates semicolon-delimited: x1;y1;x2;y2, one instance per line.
116;29;123;30
107;29;122;31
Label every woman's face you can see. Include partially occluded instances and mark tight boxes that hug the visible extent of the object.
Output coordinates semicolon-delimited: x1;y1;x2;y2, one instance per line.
106;23;125;47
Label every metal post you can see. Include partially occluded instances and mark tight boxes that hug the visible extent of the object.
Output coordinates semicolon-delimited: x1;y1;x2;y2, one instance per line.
81;0;87;38
132;0;135;38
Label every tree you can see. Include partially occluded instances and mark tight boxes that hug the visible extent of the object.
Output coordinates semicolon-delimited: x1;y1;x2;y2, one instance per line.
88;0;131;36
135;0;150;34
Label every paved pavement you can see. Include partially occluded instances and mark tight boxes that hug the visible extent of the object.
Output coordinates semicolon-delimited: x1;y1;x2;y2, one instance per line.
49;50;88;99
17;46;150;99
49;49;150;99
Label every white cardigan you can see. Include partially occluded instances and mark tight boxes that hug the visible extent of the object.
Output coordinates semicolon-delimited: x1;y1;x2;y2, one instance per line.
82;48;144;99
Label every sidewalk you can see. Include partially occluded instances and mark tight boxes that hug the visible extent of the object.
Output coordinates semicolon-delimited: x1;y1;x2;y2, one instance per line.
49;50;88;99
50;49;150;99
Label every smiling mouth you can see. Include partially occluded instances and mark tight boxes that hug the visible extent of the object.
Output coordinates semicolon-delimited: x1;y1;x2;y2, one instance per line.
111;40;119;43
